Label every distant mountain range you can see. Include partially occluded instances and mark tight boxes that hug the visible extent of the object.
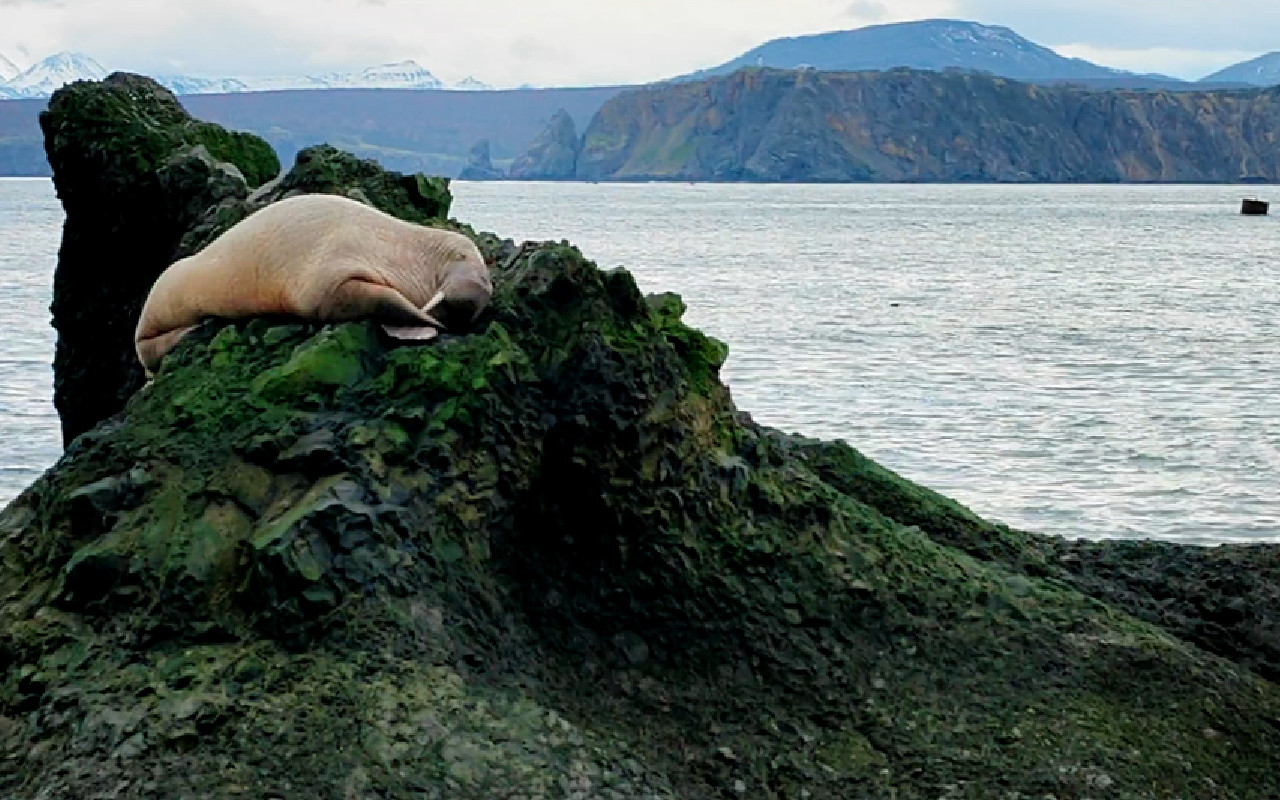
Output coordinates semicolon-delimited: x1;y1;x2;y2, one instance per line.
0;52;107;98
0;52;494;98
0;81;621;177
3;21;1280;102
682;19;1280;89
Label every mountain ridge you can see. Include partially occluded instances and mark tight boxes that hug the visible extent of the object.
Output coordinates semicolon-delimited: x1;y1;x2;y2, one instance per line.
0;53;494;98
678;20;1174;85
4;52;108;97
5;22;1280;100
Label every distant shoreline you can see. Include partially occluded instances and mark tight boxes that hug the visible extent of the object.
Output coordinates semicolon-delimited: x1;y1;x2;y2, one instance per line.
6;174;1280;186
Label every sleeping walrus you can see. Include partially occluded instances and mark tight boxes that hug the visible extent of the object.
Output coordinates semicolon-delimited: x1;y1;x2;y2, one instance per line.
135;193;492;373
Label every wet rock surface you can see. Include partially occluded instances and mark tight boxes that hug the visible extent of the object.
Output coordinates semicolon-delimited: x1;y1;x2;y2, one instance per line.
6;73;1280;799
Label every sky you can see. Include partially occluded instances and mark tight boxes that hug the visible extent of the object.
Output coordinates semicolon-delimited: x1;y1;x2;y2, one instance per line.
0;0;1275;86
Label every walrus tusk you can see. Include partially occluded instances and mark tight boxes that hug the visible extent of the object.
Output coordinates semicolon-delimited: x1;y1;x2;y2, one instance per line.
422;290;446;316
382;293;447;340
380;324;440;341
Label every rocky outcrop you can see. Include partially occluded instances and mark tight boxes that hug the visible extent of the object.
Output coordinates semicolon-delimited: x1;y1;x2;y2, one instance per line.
177;143;452;259
40;75;452;447
40;73;280;446
576;67;1280;182
508;108;580;179
457;139;505;180
5;72;1280;799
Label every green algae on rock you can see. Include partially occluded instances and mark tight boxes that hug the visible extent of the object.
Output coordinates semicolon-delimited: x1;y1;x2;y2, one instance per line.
41;72;280;447
6;232;1280;798
6;72;1280;799
42;74;455;449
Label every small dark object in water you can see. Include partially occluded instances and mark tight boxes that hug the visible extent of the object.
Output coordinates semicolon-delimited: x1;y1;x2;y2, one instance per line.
1242;198;1270;216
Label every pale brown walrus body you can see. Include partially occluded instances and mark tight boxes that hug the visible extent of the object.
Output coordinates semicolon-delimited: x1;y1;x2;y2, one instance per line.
135;193;492;373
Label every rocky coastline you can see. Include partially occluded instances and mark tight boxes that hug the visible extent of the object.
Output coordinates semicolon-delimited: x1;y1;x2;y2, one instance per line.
510;68;1280;183
1;74;1279;798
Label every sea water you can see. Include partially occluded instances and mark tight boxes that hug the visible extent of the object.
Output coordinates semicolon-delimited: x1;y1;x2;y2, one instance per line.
3;178;1278;545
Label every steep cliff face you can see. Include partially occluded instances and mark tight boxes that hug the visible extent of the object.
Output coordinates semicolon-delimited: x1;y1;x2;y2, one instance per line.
577;68;1280;182
508;108;580;179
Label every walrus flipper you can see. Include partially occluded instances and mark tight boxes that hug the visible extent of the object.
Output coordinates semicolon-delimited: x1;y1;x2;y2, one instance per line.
137;323;203;376
324;279;444;341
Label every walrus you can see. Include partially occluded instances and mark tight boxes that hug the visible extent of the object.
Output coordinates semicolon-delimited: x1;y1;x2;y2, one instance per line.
135;193;492;373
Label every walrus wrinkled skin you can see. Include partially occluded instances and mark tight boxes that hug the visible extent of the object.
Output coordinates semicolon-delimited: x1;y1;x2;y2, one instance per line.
135;193;492;373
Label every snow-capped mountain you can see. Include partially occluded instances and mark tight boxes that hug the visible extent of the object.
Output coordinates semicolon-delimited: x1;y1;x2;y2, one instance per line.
325;60;444;89
452;76;494;91
0;51;19;82
157;60;451;94
154;75;251;95
5;52;107;97
0;52;491;98
679;19;1159;84
217;75;332;93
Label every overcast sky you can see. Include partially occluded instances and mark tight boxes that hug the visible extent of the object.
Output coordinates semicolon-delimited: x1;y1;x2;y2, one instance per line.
0;0;1274;86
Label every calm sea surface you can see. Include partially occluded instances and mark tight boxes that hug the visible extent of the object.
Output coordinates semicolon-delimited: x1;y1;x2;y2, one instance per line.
2;178;1278;545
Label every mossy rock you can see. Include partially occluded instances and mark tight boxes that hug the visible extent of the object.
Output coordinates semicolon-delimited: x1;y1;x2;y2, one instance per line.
16;77;1280;798
272;144;453;224
40;72;280;447
41;74;459;448
3;232;1280;797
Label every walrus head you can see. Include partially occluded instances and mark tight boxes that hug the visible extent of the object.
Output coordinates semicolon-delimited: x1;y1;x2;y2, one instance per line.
423;267;493;332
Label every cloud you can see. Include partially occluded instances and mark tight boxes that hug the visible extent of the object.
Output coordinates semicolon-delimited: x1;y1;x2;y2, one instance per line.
1053;44;1261;81
508;36;577;67
0;0;1273;86
0;0;956;86
846;1;889;21
953;0;1280;53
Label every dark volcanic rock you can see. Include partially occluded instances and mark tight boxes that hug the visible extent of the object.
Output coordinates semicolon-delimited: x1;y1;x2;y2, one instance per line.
41;76;454;446
457;139;505;180
577;67;1280;182
508;108;580;179
178;143;454;257
40;73;280;446
7;72;1280;799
